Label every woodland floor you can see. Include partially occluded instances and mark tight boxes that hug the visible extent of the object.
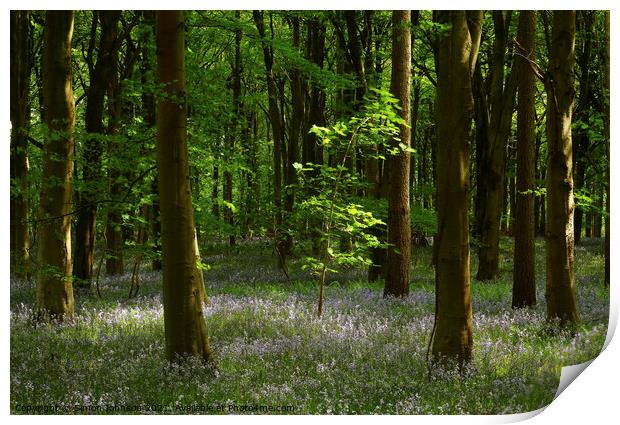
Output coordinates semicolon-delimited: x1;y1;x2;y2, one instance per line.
10;237;609;414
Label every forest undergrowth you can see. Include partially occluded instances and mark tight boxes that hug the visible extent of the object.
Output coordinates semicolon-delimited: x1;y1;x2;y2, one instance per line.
10;238;608;414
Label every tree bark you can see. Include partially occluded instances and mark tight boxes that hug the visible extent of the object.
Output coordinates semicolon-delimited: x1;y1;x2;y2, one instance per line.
431;10;480;365
73;11;121;285
476;11;517;281
573;11;594;245
512;11;537;308
138;10;161;271
384;11;411;298
224;10;242;247
303;18;326;255
105;47;124;276
156;10;213;362
10;11;32;279
253;11;286;268
545;11;579;325
592;187;603;238
37;10;76;318
284;15;304;253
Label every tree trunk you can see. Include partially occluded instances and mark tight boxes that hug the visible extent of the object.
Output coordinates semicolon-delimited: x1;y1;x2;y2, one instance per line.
156;11;213;362
545;11;579;326
224;10;242;247
10;11;32;279
105;48;124;276
476;11;517;281
253;11;286;268
512;11;537;308
211;165;220;218
138;11;161;271
304;18;326;255
592;188;603;238
37;10;76;318
431;10;480;365
73;11;121;285
573;11;594;245
508;170;517;234
409;11;421;202
285;15;304;254
384;10;411;298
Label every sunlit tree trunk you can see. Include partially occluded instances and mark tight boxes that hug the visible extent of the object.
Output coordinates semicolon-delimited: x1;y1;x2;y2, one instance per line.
545;11;579;325
74;11;121;285
432;10;481;364
512;10;537;308
10;11;32;279
384;10;411;298
156;10;213;362
37;10;76;318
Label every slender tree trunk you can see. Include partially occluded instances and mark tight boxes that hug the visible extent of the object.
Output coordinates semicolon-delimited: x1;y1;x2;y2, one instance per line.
304;18;326;255
211;165;220;218
592;188;603;238
37;10;75;318
584;211;592;237
138;10;161;271
545;11;579;326
105;50;124;276
253;11;286;269
73;11;121;285
10;11;32;279
384;10;411;298
224;11;242;247
244;110;259;234
508;169;517;234
473;62;489;239
409;11;421;202
476;11;517;281
156;11;213;362
285;15;304;254
512;11;537;308
431;10;481;365
573;11;594;245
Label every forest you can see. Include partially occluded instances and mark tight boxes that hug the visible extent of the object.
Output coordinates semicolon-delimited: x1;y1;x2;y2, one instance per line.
10;10;610;414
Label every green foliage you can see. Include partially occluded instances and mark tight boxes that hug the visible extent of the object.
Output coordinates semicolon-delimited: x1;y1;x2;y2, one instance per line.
293;90;407;278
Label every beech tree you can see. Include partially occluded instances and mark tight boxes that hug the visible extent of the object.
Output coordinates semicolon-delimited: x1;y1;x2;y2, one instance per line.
475;11;517;281
36;10;76;318
156;10;213;362
544;11;579;325
253;10;286;269
431;10;481;364
512;11;537;308
224;10;242;247
572;12;595;245
10;11;32;279
384;10;411;298
73;11;122;285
